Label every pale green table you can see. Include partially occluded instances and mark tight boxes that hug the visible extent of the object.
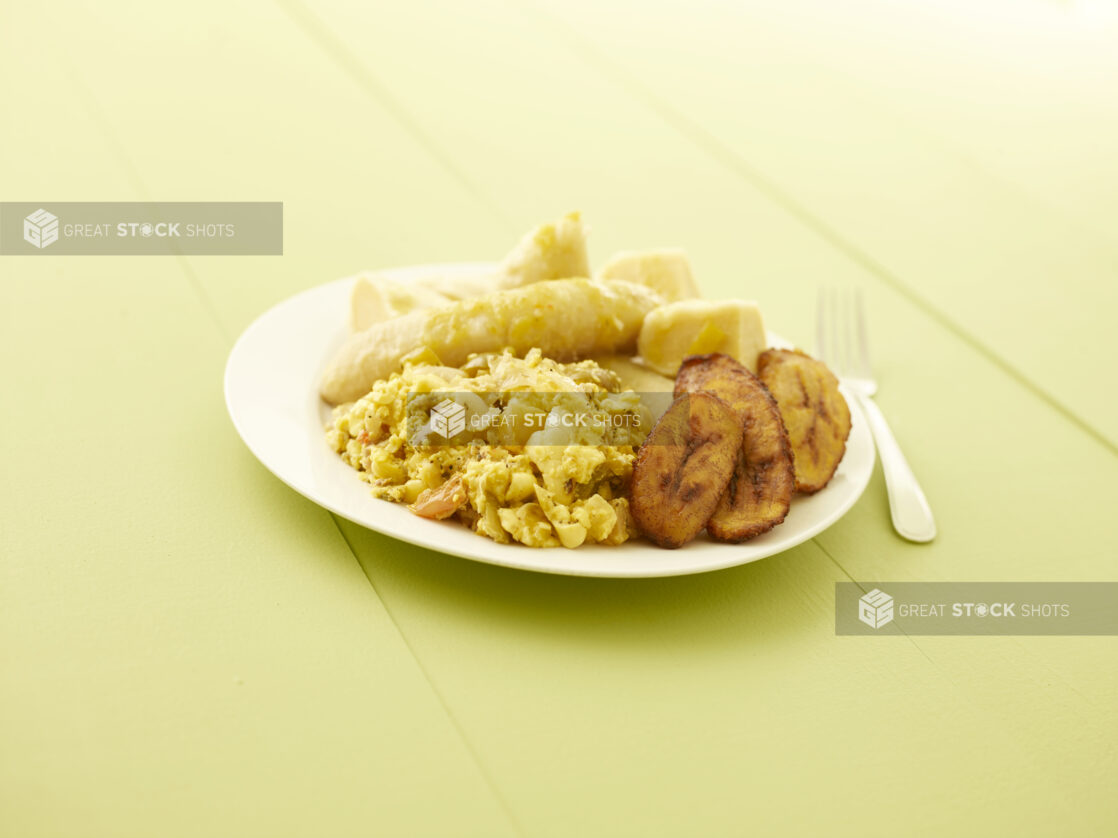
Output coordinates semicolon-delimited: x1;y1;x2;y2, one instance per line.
2;1;1116;836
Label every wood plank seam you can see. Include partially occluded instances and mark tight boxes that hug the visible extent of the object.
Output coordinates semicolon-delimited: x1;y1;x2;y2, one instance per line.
60;58;232;345
509;0;1118;459
261;0;1117;732
49;33;527;835
332;518;529;838
273;0;520;234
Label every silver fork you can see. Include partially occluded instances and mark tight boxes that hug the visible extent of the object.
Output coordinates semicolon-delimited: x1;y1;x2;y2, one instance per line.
817;289;936;542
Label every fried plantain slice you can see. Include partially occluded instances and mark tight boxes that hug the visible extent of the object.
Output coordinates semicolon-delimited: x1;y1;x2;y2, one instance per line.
758;348;851;494
675;353;795;542
630;391;743;548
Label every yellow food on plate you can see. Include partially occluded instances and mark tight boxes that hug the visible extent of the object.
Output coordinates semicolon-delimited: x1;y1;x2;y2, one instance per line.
589;355;676;393
629;391;743;549
637;298;766;376
326;349;651;548
349;274;452;331
758;348;851;494
320;278;663;405
596;249;700;302
497;210;589;289
675;353;795;542
411;211;589;300
406;268;498;302
316;211;855;550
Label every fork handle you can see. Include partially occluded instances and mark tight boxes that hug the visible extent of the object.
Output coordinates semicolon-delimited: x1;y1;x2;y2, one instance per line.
851;392;937;543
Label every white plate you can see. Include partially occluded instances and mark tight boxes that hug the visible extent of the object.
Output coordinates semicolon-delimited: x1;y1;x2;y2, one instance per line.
224;263;875;577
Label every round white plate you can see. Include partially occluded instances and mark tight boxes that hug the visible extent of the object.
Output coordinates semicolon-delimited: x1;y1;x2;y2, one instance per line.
224;263;875;577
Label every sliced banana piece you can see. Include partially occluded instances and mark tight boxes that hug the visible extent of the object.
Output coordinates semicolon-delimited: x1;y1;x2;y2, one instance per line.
321;278;662;405
410;211;590;301
350;274;453;331
630;391;743;548
597;248;700;302
638;298;766;377
589;355;675;393
498;210;589;289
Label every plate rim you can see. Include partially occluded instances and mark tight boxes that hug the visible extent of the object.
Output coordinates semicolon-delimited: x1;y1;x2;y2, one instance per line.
224;264;875;578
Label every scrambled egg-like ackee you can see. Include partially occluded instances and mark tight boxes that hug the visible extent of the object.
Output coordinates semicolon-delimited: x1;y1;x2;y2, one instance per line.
326;349;653;548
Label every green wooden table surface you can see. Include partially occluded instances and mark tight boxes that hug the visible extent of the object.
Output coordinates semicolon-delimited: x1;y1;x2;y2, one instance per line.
2;1;1116;836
